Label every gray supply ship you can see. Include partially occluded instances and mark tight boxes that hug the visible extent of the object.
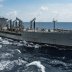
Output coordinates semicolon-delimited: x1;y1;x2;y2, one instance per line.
0;17;72;49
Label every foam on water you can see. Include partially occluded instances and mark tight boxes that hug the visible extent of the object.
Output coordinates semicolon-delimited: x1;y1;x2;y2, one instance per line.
17;42;24;46
0;37;3;41
23;40;28;45
0;45;2;48
34;44;40;49
16;49;21;53
0;37;11;45
12;41;18;45
2;40;10;45
50;59;67;66
26;61;46;72
0;58;27;71
12;41;24;46
14;58;27;66
0;60;11;70
27;44;33;47
0;53;13;59
6;39;14;42
1;38;23;46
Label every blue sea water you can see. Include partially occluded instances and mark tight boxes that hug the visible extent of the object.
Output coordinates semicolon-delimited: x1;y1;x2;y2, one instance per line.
0;36;72;72
24;22;72;30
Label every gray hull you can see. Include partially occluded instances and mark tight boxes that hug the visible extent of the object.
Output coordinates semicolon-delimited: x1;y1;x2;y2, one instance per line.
0;31;22;40
22;31;72;46
0;31;72;47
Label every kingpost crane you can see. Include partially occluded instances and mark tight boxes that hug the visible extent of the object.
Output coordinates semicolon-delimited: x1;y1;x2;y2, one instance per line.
30;18;36;31
16;17;24;31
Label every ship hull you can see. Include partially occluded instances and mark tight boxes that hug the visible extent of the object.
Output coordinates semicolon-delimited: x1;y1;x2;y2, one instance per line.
0;31;22;41
0;31;72;47
22;31;72;47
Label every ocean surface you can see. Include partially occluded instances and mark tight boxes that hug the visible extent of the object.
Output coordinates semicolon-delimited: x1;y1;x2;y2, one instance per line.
0;37;72;72
24;22;72;30
0;22;72;72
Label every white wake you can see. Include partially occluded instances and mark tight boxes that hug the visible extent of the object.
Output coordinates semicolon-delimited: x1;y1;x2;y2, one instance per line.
26;61;45;72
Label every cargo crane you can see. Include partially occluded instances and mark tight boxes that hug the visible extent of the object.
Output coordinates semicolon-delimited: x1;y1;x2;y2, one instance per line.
12;20;17;31
30;18;36;31
16;17;24;31
6;19;9;29
7;19;13;31
11;17;24;32
8;19;18;31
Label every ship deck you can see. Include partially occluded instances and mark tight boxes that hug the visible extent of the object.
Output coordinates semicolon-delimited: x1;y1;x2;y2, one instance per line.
23;29;72;33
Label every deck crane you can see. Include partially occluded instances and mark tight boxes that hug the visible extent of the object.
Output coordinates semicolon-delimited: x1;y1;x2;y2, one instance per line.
7;19;13;31
12;17;24;31
16;17;24;30
30;18;36;30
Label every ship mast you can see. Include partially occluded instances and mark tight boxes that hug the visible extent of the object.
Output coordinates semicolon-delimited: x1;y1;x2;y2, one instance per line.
30;18;36;31
53;18;57;31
